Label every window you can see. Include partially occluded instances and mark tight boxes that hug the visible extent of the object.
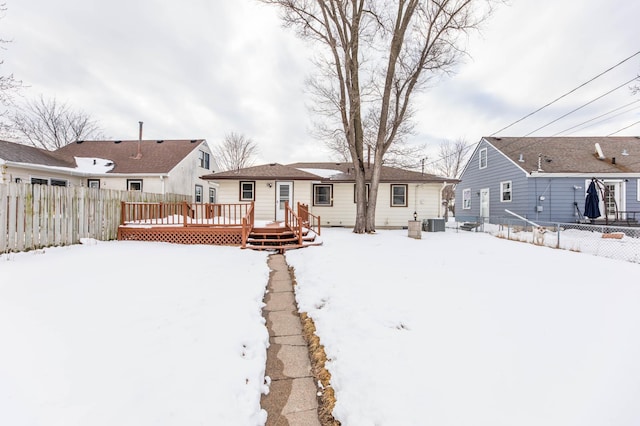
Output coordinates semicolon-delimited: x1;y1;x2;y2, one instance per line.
127;179;143;191
354;183;370;203
313;184;333;206
462;188;471;209
500;181;512;202
479;148;487;169
240;181;255;201
31;177;48;185
390;184;408;207
88;179;100;189
50;179;67;187
209;188;217;203
199;150;210;169
195;184;203;203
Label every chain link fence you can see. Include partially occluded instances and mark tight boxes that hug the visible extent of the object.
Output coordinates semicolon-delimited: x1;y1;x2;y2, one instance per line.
452;218;640;264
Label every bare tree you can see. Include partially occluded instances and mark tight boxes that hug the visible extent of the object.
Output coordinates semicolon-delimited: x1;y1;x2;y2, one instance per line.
429;138;472;220
0;4;23;115
4;95;104;150
432;138;472;178
261;0;498;233
213;132;259;171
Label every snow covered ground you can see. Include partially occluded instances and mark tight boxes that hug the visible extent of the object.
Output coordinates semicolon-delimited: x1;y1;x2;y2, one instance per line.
2;228;640;425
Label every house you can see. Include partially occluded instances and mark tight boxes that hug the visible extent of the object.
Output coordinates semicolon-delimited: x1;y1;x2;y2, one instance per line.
201;162;452;228
0;139;217;201
455;136;640;225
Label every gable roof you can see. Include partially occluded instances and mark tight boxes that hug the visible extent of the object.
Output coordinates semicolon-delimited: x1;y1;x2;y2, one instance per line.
0;139;75;168
484;136;640;174
54;139;207;174
202;161;452;183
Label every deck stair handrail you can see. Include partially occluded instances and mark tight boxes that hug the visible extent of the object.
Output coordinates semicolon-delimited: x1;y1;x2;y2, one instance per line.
297;202;321;236
241;202;255;248
284;201;303;245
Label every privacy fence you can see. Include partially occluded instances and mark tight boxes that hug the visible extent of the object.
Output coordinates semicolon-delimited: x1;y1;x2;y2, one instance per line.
454;217;640;264
0;183;188;254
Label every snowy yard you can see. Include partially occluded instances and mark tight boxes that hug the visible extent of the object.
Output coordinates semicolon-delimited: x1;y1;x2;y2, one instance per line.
2;228;640;425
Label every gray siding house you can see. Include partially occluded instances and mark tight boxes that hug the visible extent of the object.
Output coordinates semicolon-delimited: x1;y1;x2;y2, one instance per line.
455;136;640;225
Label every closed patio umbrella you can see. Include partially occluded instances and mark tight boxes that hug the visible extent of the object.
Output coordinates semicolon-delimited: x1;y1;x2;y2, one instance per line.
584;180;601;219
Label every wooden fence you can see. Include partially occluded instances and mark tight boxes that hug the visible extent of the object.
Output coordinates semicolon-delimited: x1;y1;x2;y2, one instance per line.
0;183;189;253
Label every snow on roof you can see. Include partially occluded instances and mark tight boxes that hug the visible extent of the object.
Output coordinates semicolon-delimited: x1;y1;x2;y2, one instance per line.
74;157;115;174
297;168;343;178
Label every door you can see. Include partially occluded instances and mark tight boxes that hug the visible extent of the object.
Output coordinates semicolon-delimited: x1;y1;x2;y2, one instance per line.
602;181;624;220
480;188;490;220
276;181;293;221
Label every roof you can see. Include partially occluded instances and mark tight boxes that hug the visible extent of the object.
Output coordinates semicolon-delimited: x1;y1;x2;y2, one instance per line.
484;136;640;174
53;139;206;174
202;161;452;183
0;139;75;168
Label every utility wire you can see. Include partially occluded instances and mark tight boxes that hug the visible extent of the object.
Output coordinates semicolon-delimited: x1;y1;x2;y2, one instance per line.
606;119;640;136
490;49;640;136
552;99;640;136
522;77;638;136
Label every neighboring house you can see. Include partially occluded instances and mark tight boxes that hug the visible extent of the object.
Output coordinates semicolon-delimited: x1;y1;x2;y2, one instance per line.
0;139;217;201
201;162;453;228
455;136;640;224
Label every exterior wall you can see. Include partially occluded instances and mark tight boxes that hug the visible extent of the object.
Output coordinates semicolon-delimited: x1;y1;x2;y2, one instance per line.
529;175;640;224
1;164;83;186
308;182;443;228
455;139;529;223
456;139;640;224
215;179;315;222
215;179;444;228
166;142;216;200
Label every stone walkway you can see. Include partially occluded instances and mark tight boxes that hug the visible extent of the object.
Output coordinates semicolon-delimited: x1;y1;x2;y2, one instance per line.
260;254;321;426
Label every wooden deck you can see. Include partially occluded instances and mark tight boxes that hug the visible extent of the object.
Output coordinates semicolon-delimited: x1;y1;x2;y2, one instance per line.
117;201;321;252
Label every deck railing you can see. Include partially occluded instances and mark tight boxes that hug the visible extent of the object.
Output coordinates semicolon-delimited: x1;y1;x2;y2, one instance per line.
120;201;254;227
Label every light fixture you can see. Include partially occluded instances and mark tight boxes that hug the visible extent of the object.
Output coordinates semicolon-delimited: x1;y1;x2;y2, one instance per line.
413;211;417;221
267;183;273;188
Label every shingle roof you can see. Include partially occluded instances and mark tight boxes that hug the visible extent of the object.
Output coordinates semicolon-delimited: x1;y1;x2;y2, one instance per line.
201;163;321;180
202;161;452;183
484;136;640;174
53;139;206;174
0;140;75;168
289;162;451;182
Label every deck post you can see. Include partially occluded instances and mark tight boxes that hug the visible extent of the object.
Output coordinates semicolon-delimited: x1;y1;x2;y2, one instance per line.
120;201;126;225
183;201;188;227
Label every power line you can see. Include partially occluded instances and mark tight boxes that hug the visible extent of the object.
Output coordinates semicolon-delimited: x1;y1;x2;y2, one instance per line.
523;76;638;136
490;49;640;136
606;119;640;136
552;99;640;136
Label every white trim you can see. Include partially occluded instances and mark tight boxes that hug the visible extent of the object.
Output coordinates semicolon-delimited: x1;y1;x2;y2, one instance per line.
479;148;488;169
500;180;512;202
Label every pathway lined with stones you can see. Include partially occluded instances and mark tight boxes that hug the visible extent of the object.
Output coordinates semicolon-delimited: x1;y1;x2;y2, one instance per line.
260;254;321;426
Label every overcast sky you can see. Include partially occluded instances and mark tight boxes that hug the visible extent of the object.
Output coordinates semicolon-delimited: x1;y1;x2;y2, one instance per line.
2;0;639;166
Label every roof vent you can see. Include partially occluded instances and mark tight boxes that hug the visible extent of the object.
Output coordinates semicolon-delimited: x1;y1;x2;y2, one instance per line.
190;139;198;143
114;140;122;144
270;163;276;166
76;140;84;144
518;153;524;162
595;143;605;160
156;140;164;144
622;149;629;156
